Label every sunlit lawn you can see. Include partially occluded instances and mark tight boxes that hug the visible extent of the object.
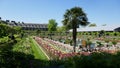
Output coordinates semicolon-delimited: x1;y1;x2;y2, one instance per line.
30;37;49;60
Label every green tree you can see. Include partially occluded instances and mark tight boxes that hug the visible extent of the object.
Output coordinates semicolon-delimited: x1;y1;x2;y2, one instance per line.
0;20;7;24
48;19;57;32
62;7;89;52
99;30;105;37
0;24;15;37
57;26;66;33
89;23;97;27
13;26;22;34
102;24;107;26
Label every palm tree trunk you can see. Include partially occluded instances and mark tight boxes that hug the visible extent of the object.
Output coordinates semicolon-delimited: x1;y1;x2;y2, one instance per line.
73;28;77;52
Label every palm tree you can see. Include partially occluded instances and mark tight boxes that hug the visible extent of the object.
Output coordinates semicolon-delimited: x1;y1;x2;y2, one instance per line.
62;7;89;52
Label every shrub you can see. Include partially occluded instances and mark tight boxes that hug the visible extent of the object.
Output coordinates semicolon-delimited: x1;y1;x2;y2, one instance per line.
112;40;117;46
96;41;103;47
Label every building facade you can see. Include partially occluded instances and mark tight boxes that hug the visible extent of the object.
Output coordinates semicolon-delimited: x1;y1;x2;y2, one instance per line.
7;21;48;31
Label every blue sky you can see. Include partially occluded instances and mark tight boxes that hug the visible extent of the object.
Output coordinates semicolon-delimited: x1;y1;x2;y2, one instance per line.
0;0;120;26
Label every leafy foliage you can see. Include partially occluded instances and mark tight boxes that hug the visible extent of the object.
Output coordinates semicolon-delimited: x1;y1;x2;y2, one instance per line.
0;36;9;44
0;24;14;37
12;38;33;55
96;41;103;47
62;7;89;52
42;52;119;68
62;7;89;30
112;39;117;45
57;26;66;32
0;23;21;38
48;19;57;32
89;23;97;27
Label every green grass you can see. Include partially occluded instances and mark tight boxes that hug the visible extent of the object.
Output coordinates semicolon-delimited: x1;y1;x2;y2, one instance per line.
12;37;49;60
30;37;49;60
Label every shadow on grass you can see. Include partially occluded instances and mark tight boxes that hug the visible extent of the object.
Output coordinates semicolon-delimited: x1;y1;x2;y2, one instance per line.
0;40;63;68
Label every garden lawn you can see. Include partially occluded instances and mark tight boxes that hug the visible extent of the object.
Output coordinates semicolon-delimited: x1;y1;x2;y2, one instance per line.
30;37;49;60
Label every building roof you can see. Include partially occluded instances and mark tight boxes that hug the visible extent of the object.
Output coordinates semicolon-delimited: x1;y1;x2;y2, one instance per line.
7;22;48;28
69;25;120;32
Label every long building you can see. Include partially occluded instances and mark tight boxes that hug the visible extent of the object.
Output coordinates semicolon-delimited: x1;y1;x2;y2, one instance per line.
1;20;48;31
69;25;120;32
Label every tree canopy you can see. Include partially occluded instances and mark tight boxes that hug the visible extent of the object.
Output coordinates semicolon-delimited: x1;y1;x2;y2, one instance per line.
0;24;14;37
0;21;22;38
62;7;89;52
57;26;66;32
62;7;89;30
48;19;57;32
89;23;97;27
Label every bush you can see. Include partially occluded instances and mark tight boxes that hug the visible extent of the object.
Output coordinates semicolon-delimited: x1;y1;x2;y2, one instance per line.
0;37;8;44
60;52;120;68
65;39;71;44
112;40;117;45
96;41;103;47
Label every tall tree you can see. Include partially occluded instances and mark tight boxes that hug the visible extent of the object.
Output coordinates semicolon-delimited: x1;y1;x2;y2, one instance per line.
62;7;89;52
48;19;57;32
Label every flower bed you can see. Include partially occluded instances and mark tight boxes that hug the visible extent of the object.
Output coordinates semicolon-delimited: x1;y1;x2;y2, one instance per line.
34;36;79;59
44;38;73;53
